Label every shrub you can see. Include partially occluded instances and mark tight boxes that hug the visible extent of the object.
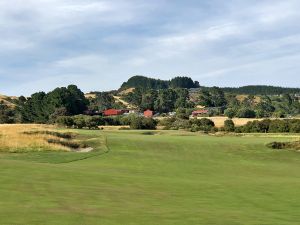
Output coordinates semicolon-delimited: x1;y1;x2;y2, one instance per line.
238;119;300;133
158;117;176;128
190;118;215;132
172;119;191;130
224;108;236;119
56;115;104;129
130;117;157;130
236;108;256;118
224;119;235;132
176;108;193;120
72;115;86;129
290;120;300;133
84;116;103;129
56;116;74;127
269;120;289;133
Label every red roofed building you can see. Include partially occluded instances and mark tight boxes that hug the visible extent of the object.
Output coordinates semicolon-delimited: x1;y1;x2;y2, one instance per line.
192;109;209;117
103;109;127;116
144;109;154;118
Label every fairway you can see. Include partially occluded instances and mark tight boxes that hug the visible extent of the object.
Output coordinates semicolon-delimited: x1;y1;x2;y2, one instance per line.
0;130;300;225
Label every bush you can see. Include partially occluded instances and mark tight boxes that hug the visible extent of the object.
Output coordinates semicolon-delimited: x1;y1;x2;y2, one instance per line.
84;116;104;129
289;120;300;133
238;119;300;133
269;120;289;133
56;115;104;129
224;108;236;119
224;119;235;132
236;108;256;118
189;118;215;132
241;119;271;133
130;117;157;130
56;116;74;127
158;117;176;127
158;117;190;130
176;108;193;120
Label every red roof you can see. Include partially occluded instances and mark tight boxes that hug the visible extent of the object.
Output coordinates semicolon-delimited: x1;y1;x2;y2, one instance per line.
144;109;154;118
192;110;209;116
103;109;124;116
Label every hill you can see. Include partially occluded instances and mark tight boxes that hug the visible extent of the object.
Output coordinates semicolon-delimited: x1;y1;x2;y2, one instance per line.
120;75;200;90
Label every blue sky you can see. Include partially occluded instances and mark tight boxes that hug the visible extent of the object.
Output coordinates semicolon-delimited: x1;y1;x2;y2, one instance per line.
0;0;300;96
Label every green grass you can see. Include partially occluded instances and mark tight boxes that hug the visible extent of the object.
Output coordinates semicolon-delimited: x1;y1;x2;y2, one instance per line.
0;130;300;224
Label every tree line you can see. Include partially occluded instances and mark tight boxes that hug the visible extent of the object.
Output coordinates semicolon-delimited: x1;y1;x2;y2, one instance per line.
56;114;157;130
0;80;299;127
123;88;194;113
221;85;300;95
0;85;88;124
158;116;300;133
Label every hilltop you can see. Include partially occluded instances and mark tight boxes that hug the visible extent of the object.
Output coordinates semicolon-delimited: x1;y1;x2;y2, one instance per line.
0;94;17;108
120;75;200;90
120;76;300;95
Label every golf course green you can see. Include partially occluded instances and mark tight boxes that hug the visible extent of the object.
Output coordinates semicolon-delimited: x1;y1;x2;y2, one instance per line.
0;130;300;225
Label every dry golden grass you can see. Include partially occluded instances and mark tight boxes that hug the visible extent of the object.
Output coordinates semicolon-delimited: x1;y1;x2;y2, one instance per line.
198;117;265;128
236;95;261;104
113;96;136;109
99;125;130;130
0;124;70;152
119;88;135;95
84;93;96;99
0;94;17;108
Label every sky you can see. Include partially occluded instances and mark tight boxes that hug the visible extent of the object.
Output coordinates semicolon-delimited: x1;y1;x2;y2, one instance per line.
0;0;300;96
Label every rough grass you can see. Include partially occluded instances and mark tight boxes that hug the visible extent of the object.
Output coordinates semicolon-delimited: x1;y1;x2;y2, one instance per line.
0;124;97;153
23;130;75;139
0;130;300;224
0;124;70;152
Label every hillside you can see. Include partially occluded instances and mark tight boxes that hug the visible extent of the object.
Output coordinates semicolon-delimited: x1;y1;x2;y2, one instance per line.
0;94;17;108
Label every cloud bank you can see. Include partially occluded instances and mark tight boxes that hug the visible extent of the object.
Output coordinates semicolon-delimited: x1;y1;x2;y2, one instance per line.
0;0;300;95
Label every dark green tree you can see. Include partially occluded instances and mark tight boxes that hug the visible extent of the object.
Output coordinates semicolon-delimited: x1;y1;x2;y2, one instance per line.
224;119;235;132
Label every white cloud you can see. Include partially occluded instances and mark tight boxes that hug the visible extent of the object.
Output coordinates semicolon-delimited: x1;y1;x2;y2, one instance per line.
0;0;300;95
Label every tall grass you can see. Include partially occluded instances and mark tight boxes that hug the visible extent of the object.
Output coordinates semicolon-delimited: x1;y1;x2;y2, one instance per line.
0;124;70;152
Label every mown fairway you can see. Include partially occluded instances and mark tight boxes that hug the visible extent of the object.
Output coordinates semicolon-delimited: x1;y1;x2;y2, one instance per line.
0;130;300;225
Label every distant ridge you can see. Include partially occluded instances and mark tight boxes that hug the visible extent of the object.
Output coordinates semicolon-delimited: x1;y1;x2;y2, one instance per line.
120;76;299;96
220;85;300;95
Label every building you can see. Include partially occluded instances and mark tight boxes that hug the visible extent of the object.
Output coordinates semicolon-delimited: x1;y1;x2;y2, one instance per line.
144;109;154;118
83;110;102;116
192;109;209;117
103;109;128;116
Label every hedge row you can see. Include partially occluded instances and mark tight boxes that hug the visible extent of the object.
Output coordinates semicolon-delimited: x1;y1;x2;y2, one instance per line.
236;119;300;133
56;115;157;130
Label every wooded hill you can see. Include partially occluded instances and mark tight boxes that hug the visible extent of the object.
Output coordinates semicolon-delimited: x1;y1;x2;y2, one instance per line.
121;76;200;90
120;76;300;95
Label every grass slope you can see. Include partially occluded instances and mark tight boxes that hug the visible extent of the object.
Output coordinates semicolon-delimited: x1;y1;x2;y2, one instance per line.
0;130;300;224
